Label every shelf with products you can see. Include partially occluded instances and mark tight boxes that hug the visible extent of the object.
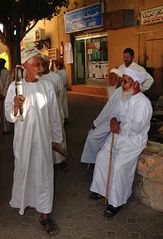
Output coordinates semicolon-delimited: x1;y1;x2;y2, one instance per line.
88;61;108;80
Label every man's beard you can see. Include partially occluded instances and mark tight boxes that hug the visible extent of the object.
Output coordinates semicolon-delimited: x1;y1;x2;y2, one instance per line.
121;87;134;102
107;84;117;99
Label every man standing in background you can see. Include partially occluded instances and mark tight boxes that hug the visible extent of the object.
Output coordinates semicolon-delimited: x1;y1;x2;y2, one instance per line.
42;55;69;172
0;58;11;134
119;47;154;92
54;58;69;122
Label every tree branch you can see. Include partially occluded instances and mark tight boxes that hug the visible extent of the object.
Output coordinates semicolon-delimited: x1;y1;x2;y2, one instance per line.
0;30;7;45
21;20;38;40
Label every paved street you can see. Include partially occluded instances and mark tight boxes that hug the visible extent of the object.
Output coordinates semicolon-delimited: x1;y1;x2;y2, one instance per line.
0;94;163;239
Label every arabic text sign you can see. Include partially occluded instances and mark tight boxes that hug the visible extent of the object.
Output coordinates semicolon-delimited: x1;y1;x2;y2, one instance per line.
64;3;102;33
141;6;163;25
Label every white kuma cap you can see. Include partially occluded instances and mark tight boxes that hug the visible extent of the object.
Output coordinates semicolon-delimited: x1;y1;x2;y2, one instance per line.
21;47;41;64
110;68;123;78
123;68;146;84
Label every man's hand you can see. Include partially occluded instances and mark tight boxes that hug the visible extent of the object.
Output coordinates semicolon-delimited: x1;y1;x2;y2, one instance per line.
52;142;67;157
14;95;25;107
110;117;120;134
13;95;25;116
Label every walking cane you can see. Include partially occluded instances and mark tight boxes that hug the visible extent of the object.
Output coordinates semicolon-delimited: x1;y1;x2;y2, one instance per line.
105;133;115;207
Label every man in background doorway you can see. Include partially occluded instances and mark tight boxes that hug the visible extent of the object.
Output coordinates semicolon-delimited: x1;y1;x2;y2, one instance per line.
118;47;154;92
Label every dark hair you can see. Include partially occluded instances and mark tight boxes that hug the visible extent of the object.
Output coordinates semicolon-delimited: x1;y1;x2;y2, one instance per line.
123;48;134;57
0;58;6;68
54;58;64;70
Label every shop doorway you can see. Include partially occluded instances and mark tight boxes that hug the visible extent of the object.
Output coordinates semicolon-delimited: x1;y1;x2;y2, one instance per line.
73;33;108;85
74;39;85;84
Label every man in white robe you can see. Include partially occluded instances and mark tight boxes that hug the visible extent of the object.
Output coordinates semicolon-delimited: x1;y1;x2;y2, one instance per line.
81;57;153;166
90;68;153;217
42;55;68;172
81;69;122;165
5;47;63;235
54;58;69;121
106;68;123;100
118;47;154;92
0;58;11;133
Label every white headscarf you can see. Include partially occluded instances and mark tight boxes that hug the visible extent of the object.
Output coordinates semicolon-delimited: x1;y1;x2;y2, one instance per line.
110;68;123;78
123;68;145;84
21;47;41;64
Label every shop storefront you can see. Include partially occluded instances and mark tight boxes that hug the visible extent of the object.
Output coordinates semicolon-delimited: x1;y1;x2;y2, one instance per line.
64;2;108;85
24;0;163;93
73;32;108;84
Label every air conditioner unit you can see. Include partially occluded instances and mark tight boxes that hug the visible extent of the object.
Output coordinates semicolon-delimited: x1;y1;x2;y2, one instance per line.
103;9;136;30
35;28;46;41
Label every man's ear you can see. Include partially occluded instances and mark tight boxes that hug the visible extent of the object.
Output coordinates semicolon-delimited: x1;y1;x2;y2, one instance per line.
133;81;140;91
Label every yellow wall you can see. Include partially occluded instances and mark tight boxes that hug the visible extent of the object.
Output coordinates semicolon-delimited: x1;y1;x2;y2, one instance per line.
108;27;139;70
107;0;163;98
20;0;163;89
107;0;163;69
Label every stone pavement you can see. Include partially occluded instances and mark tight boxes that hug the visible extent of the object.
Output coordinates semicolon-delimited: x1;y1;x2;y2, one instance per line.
0;94;163;239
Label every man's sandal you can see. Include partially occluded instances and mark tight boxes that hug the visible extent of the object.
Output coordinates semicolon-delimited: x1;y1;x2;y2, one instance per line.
39;217;59;236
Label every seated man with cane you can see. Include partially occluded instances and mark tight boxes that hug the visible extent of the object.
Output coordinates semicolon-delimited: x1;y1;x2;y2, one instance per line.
89;68;153;217
81;68;123;166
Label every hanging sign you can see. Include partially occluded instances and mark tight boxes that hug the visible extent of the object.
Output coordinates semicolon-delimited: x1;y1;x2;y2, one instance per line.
141;6;163;25
48;48;59;60
64;3;102;33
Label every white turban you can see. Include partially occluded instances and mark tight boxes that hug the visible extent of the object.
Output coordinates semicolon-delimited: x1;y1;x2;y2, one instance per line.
123;68;145;84
21;47;41;64
110;68;123;78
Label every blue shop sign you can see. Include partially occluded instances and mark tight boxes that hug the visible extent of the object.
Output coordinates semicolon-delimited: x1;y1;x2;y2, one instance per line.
64;3;103;33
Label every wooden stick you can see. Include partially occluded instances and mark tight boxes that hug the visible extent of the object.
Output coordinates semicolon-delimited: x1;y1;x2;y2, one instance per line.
105;133;115;207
